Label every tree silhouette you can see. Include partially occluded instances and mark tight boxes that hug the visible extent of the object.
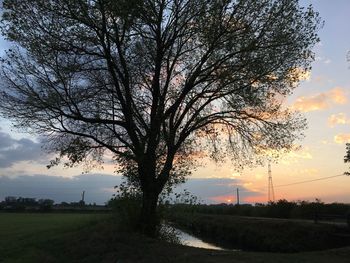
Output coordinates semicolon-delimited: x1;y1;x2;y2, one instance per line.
0;0;321;236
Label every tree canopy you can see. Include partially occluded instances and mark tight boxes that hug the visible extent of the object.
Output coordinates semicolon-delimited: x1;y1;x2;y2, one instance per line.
0;0;321;235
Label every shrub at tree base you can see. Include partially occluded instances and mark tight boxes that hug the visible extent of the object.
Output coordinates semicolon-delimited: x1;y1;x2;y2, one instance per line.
108;194;143;231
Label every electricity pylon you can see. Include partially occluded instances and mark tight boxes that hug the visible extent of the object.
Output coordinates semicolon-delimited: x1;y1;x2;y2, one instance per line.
268;162;275;202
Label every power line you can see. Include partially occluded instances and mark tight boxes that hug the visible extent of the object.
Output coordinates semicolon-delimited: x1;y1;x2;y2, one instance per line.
274;174;346;188
220;173;347;197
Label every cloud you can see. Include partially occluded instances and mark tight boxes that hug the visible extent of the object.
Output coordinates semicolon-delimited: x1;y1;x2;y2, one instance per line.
334;134;350;144
330;88;348;104
0;131;44;167
328;113;350;127
291;87;348;112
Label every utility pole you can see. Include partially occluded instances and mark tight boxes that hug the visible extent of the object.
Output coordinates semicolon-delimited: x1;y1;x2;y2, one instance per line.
268;162;275;202
236;188;240;205
81;190;85;203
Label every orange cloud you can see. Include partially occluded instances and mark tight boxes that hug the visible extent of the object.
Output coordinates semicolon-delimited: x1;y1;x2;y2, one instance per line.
328;113;350;127
291;87;348;112
329;88;347;104
334;134;350;144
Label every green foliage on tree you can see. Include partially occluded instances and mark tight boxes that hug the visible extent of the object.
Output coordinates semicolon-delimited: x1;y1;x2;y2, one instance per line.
0;0;321;236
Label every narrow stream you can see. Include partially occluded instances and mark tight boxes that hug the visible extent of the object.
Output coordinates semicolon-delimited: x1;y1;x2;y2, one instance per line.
176;227;227;250
163;224;236;251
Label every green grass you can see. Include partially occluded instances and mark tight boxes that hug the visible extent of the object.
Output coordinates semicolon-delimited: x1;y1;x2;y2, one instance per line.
0;213;106;262
1;212;350;262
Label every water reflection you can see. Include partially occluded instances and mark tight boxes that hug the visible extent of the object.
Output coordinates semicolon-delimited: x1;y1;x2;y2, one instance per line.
176;228;226;250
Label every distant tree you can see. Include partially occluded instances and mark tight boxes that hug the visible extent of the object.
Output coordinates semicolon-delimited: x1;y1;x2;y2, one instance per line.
4;196;17;204
38;199;54;211
0;0;321;236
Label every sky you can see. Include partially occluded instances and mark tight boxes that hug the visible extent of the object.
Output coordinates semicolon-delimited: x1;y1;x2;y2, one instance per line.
0;1;349;205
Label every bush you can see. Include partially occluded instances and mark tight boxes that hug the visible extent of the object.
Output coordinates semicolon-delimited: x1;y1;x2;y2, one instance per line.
108;192;142;231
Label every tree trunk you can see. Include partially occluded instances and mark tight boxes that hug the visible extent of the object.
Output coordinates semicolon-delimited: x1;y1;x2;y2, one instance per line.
139;189;160;237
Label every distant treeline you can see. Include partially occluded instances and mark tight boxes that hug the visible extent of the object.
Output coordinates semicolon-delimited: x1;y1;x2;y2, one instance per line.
172;199;350;221
0;196;109;212
0;196;55;211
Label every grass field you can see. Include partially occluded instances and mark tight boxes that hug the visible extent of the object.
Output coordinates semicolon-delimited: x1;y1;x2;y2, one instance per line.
0;213;106;262
1;212;350;262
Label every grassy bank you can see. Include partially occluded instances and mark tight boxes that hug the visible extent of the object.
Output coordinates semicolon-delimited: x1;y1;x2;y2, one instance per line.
169;212;350;252
1;212;350;262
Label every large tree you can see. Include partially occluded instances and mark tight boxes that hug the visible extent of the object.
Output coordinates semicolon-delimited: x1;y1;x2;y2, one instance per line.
0;0;320;236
